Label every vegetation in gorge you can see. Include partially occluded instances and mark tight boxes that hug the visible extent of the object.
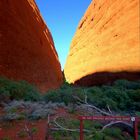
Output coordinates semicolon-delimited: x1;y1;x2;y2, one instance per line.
0;77;140;139
1;76;140;112
51;118;134;140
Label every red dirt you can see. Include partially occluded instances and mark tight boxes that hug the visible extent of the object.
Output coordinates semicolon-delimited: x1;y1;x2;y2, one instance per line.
0;120;47;140
0;107;69;140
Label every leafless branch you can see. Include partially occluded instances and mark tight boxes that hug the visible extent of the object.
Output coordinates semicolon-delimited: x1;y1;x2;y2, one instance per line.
107;104;112;114
101;121;133;132
72;95;112;116
51;116;90;132
47;114;50;124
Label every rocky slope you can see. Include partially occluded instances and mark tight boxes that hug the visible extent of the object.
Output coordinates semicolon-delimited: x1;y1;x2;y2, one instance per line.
64;0;140;85
0;0;63;92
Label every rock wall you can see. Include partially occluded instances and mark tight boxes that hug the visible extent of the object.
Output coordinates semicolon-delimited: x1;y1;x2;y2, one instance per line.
64;0;140;85
0;0;63;92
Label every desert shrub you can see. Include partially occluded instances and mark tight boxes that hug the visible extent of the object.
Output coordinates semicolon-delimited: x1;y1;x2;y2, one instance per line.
60;87;85;105
43;90;62;103
0;77;41;101
43;81;74;105
43;80;140;112
114;79;140;90
7;107;18;113
86;87;107;107
2;101;64;121
91;132;104;140
101;86;131;110
17;113;26;120
103;128;126;140
1;77;140;113
31;127;38;134
85;81;140;111
0;88;10;104
2;113;20;121
43;84;85;105
18;130;28;138
51;116;133;140
126;89;140;111
87;128;126;140
59;81;72;90
127;89;140;101
86;86;118;110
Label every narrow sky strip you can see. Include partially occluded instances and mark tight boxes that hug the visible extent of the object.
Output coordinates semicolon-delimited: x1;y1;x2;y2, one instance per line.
35;0;92;69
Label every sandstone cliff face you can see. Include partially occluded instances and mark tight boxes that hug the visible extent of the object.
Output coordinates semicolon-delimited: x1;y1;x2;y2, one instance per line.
0;0;63;92
64;0;140;85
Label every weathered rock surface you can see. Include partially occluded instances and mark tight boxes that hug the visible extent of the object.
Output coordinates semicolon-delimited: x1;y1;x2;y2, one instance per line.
64;0;140;85
0;0;63;92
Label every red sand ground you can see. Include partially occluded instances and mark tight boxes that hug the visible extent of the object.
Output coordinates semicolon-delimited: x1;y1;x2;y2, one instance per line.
0;120;47;140
0;108;69;140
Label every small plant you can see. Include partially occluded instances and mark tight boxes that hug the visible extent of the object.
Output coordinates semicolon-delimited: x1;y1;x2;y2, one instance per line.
7;107;17;113
3;113;19;121
18;130;28;138
31;127;38;134
0;77;41;101
17;113;26;120
67;104;76;114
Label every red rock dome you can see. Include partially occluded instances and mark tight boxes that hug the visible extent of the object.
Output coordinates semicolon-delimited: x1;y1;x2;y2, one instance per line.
64;0;140;86
0;0;63;92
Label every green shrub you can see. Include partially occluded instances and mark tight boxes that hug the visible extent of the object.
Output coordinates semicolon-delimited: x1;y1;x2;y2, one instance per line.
43;85;85;105
1;77;140;113
31;127;38;134
103;128;125;140
114;79;140;90
43;89;62;103
0;88;10;103
7;107;17;113
0;77;41;101
42;79;140;112
93;132;104;140
17;112;27;120
18;130;27;138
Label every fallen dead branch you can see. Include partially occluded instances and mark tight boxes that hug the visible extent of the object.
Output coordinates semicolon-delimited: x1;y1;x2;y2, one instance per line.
101;121;133;134
51;116;90;132
72;95;112;116
46;95;134;138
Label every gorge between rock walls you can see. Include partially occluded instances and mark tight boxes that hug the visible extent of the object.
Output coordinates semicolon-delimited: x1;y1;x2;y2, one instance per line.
0;0;140;93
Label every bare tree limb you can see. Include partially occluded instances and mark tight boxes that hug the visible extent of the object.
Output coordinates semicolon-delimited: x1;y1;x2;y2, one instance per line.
47;114;50;124
83;104;112;116
72;95;112;116
101;121;133;133
107;104;112;114
45;95;133;139
51;116;90;132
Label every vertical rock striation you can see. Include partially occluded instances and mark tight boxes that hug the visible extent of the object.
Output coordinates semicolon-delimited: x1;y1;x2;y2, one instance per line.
0;0;63;92
64;0;140;86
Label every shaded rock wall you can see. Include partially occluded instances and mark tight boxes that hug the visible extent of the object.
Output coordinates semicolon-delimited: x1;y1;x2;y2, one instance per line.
0;0;63;92
64;0;140;85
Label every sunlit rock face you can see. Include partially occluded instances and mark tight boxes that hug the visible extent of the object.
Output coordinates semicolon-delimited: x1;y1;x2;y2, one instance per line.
64;0;140;86
0;0;63;92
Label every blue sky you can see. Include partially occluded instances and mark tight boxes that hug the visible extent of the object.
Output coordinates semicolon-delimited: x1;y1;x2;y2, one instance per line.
35;0;92;69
